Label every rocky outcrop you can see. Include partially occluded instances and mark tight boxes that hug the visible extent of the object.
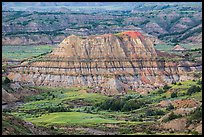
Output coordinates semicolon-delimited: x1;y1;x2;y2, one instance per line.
162;118;188;132
158;99;201;110
171;45;186;51
2;35;66;45
2;88;18;104
2;82;48;104
7;31;201;95
87;78;128;96
2;113;54;135
171;99;201;109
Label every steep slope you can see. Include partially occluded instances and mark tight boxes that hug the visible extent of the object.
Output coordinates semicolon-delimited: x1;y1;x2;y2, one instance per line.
2;113;60;135
7;31;201;95
2;88;18;104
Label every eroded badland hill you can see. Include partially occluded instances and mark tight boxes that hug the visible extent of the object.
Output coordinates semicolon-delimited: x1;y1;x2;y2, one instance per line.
7;31;201;95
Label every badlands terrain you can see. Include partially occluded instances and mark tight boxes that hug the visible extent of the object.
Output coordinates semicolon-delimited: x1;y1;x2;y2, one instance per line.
2;2;202;135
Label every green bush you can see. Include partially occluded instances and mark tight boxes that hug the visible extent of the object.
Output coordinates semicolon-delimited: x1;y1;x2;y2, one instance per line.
177;83;182;85
121;99;143;111
188;106;202;122
145;109;165;116
163;112;182;122
157;89;165;94
187;85;201;95
131;117;140;121
145;129;153;134
98;97;144;112
155;110;165;115
3;77;11;84
162;95;166;99
145;109;154;116
166;104;174;111
179;92;186;96
47;105;70;113
163;85;172;91
191;131;199;135
197;80;202;85
170;92;177;98
193;73;202;78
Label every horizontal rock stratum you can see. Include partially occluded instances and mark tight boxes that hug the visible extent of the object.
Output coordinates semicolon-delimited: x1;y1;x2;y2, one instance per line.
7;31;201;95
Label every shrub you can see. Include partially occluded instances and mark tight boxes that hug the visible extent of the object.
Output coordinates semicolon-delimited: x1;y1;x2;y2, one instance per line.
146;109;154;116
85;108;92;113
163;112;182;122
187;85;201;95
162;95;166;99
155;110;165;115
197;80;202;85
171;81;176;85
2;108;11;113
47;106;70;113
191;131;199;135
131;117;139;121
157;89;165;94
121;99;143;111
193;73;201;78
145;109;165;116
166;104;174;111
98;97;144;112
188;106;202;122
177;82;182;85
52;95;55;99
179;92;185;96
171;92;177;98
145;129;153;134
163;85;172;91
3;77;11;84
50;126;54;130
119;128;132;134
110;98;124;111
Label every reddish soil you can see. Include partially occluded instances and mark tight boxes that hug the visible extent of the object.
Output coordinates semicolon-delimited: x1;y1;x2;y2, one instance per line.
121;31;144;40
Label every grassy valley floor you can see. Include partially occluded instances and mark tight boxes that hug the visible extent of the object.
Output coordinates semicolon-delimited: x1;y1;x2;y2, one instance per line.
2;79;202;135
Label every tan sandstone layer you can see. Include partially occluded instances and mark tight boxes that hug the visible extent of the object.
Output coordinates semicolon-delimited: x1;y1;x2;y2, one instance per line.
7;31;202;95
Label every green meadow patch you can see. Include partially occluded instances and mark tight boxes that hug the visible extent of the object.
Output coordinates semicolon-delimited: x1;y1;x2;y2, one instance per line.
2;45;55;60
25;86;110;105
25;112;123;126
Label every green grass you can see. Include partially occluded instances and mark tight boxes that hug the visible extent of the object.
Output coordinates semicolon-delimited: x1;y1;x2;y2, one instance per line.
154;44;174;51
181;43;202;50
132;79;202;105
64;91;110;105
2;45;56;60
191;92;202;101
25;112;123;126
14;86;110;121
6;79;202;135
154;43;202;52
171;80;198;89
25;86;110;105
18;100;62;111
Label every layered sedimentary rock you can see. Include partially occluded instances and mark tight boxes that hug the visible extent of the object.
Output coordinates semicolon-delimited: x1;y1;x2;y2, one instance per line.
7;31;201;95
